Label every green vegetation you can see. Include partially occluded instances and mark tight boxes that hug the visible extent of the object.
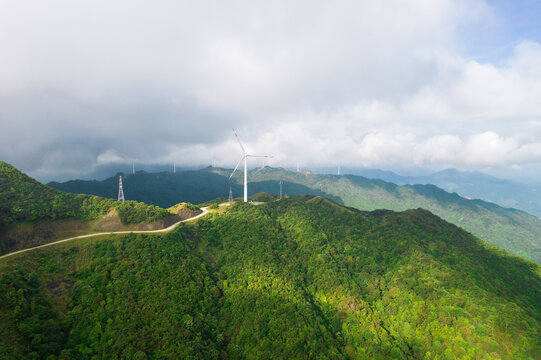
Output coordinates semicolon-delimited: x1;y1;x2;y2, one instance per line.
0;197;540;359
50;166;541;264
168;202;201;214
248;192;277;202
246;168;541;264
48;168;235;207
114;201;170;225
374;168;541;218
0;162;171;254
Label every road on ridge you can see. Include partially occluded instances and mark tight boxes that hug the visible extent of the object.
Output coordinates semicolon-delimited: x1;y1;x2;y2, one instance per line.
0;207;209;261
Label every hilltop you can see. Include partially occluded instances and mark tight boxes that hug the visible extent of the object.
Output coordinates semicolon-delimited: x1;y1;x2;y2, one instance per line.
0;161;173;255
0;197;539;358
49;166;541;264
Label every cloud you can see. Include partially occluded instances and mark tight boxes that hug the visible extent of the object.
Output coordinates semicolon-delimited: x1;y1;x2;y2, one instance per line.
1;1;541;180
96;150;127;165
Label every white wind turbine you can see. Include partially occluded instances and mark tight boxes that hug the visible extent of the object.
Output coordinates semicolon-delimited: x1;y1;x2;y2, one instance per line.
229;128;272;202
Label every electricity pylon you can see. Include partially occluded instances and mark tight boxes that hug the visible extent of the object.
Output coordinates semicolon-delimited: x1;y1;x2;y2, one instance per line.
118;176;125;202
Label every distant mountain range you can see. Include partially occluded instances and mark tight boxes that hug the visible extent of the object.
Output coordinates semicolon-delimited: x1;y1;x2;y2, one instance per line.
48;164;541;217
347;167;541;217
49;166;541;264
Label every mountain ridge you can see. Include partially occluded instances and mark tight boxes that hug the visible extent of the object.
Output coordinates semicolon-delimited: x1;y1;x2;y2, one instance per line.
49;166;541;263
346;167;541;217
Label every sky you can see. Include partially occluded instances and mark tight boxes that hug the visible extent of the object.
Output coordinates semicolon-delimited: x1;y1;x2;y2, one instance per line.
1;0;541;182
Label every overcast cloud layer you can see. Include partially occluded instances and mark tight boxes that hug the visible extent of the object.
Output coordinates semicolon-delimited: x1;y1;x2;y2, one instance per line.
1;0;541;181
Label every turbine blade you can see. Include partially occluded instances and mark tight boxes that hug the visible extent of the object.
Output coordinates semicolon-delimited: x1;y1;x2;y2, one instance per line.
246;155;273;158
229;156;245;179
232;128;246;154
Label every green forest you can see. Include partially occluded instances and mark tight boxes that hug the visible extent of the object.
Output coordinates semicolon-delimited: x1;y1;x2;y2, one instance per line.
1;197;539;359
0;161;171;228
0;162;173;255
50;166;541;264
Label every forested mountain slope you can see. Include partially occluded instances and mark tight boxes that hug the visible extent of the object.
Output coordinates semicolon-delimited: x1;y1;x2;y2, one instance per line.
0;197;539;359
246;168;541;264
48;169;236;207
49;166;541;264
0;162;171;254
335;167;541;217
413;168;541;217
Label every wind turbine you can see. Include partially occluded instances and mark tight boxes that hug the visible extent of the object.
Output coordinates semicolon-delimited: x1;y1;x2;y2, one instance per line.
229;128;272;202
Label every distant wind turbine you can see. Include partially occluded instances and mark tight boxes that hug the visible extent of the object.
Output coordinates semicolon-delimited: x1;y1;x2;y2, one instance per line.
229;128;272;202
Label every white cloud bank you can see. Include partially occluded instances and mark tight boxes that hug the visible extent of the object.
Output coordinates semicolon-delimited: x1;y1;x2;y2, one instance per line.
1;0;541;179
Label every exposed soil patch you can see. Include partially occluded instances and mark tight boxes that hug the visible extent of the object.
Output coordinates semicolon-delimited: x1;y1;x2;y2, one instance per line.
47;278;76;296
172;206;202;221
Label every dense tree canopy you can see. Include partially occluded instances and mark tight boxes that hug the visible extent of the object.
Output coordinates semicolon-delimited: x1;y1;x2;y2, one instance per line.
0;161;170;229
1;197;539;359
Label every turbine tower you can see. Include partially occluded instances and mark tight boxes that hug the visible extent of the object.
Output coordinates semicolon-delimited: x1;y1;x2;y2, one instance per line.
228;187;233;205
279;180;283;199
229;128;272;202
118;176;125;202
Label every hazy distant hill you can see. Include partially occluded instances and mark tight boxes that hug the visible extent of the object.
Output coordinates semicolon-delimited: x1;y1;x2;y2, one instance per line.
0;197;539;358
347;167;541;218
49;167;541;264
409;168;541;217
340;167;412;184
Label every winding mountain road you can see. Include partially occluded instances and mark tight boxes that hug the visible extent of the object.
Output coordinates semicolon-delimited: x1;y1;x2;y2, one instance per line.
0;207;209;261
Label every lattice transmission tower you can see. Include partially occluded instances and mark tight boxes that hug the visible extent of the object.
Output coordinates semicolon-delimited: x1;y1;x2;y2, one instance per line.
118;176;125;202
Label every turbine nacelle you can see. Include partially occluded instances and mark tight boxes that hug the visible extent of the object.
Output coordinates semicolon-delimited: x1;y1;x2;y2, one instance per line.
229;128;272;202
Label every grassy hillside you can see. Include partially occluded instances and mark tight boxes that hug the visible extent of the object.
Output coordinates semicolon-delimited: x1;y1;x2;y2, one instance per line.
50;166;541;264
0;161;171;254
0;197;539;359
